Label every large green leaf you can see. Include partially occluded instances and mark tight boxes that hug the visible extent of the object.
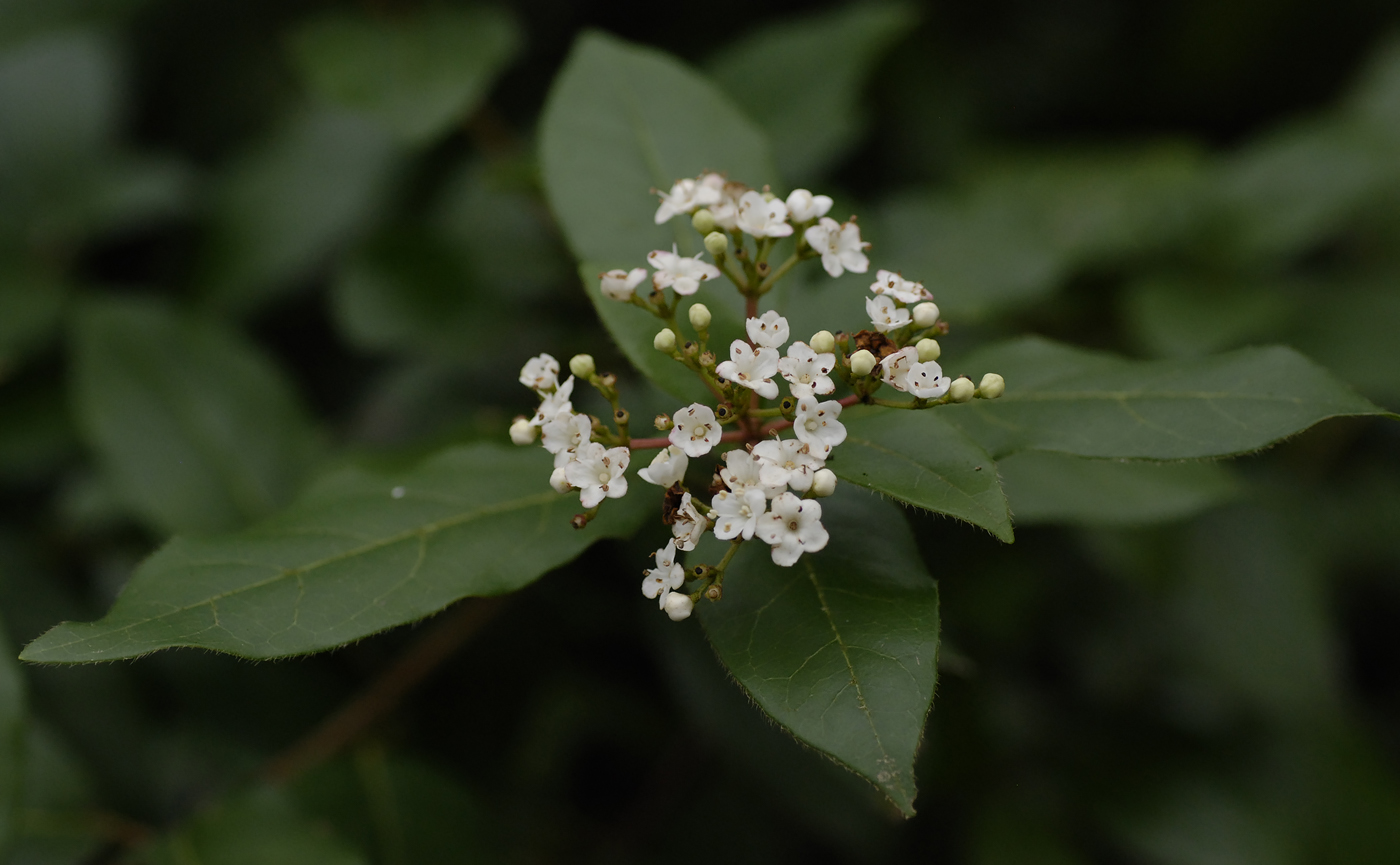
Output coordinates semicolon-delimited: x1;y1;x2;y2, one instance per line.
21;444;650;663
834;407;1012;541
699;489;939;817
997;451;1238;526
0;618;24;860
143;788;366;865
289;6;520;145
708;3;917;182
539;30;777;267
943;336;1391;460
70;297;323;535
199;106;401;312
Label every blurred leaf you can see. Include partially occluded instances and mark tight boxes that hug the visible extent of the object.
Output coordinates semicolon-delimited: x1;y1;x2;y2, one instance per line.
708;3;917;182
879;146;1204;320
1121;274;1303;359
71;297;322;535
998;451;1238;526
835;408;1012;541
21;443;651;662
945;336;1391;460
142;787;366;865
200;107;401;312
575;262;744;404
1293;281;1400;409
1348;34;1400;137
11;724;105;865
289;6;520;145
539;30;777;267
700;488;939;817
0;1;148;51
1116;783;1304;865
294;748;490;864
0;261;65;371
0;617;24;858
0;383;77;483
1212;119;1398;264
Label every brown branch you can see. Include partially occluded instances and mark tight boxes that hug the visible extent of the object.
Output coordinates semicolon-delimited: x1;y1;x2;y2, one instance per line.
261;598;505;785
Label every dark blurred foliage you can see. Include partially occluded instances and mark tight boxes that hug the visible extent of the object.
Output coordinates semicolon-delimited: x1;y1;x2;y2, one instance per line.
2;1;1399;863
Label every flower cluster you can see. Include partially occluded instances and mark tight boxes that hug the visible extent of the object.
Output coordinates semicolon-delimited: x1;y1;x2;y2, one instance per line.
511;173;1005;622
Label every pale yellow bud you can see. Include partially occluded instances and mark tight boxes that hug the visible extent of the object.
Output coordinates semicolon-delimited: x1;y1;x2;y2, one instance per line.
654;328;677;352
692;208;717;234
568;354;595;378
849;349;876;377
810;330;835;353
509;417;536;445
811;468;837;497
949;377;975;403
688;303;711;330
913;302;940;328
704;231;729;257
916;338;941;362
977;372;1005;399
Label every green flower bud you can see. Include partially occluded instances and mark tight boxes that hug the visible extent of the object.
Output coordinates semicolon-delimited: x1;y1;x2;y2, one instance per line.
913;302;940;328
704;231;729;257
977;372;1005;399
849;349;876;377
916;338;941;362
692;208;717;234
568;353;595;378
688;303;711;330
654;328;677;352
949;377;975;403
810;330;835;353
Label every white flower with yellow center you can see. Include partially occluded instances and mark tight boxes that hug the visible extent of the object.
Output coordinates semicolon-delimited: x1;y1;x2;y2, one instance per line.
564;442;629;508
755;493;829;566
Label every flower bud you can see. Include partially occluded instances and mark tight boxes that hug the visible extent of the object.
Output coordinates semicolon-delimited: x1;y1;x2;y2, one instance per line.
568;353;595;378
949;376;975;403
692;208;717;234
704;231;729;257
977;372;1005;399
549;466;571;493
811;468;837;498
913;302;940;328
663;591;694;621
653;328;677;352
916;338;941;362
688;303;711;330
509;417;536;446
810;330;835;353
654;413;673;431
849;349;876;377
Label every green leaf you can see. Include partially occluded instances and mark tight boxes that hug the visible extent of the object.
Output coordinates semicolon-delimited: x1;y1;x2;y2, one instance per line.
708;3;917;182
289;7;520;145
0;259;65;371
998;451;1238;526
1291;281;1400;410
1121;273;1303;359
0;618;24;859
70;296;323;535
699;489;939;817
943;336;1392;460
834;408;1012;541
21;443;650;662
143;787;366;865
539;30;777;267
199;106;401;312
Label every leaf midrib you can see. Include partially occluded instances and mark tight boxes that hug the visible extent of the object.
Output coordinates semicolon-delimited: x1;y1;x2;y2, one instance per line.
24;489;561;656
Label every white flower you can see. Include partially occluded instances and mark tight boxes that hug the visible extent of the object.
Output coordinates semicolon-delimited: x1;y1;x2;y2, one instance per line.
879;347;919;392
654;174;723;224
735;190;793;238
866;294;910;333
793;396;847;458
708;180;747;230
803;217;869;278
777;341;835;398
745;311;790;349
785;189;833;222
642;540;686;602
755;492;829;566
669;404;722;457
752;438;824;492
720;448;782;498
672;491;709;551
599;268;649;301
648;245;721;296
715;340;780;399
637;445;688;487
530;376;575;426
541;411;590;455
564;442;630;508
711;487;768;540
662;591;694;621
870;269;931;304
906;360;952;399
519;353;559;392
